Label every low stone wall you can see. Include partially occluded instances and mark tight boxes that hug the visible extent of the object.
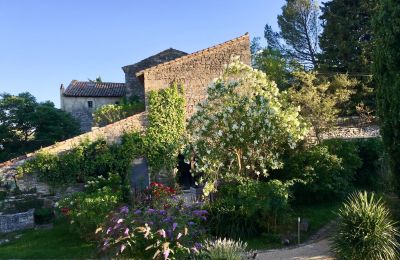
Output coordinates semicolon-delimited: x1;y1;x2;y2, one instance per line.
0;112;147;195
0;209;34;233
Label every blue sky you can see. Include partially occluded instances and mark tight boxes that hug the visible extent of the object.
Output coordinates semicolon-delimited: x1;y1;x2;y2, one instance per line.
0;0;285;107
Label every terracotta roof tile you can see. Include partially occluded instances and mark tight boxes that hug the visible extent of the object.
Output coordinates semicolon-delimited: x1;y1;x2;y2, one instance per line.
64;81;126;97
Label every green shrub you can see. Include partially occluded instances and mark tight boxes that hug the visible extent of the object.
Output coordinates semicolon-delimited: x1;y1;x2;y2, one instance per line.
206;180;290;239
34;208;54;224
283;142;361;203
352;138;389;191
332;191;399;260
93;99;144;127
57;187;122;241
200;238;248;260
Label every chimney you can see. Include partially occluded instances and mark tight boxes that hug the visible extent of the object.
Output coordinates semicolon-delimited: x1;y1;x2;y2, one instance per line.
60;84;65;110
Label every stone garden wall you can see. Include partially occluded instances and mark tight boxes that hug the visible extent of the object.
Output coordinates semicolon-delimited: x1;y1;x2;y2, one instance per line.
0;209;34;233
0;112;147;195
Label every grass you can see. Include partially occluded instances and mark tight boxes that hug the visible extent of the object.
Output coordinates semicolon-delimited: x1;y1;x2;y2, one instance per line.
0;218;96;259
245;201;341;250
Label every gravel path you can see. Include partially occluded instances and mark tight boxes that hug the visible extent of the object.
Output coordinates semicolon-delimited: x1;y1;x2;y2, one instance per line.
255;239;334;260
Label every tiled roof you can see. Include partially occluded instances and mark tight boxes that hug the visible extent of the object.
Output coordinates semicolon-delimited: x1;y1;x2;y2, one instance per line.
136;33;249;76
122;48;188;73
63;81;126;97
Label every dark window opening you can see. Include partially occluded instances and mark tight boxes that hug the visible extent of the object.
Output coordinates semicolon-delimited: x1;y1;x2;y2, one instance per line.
88;101;93;108
115;101;120;105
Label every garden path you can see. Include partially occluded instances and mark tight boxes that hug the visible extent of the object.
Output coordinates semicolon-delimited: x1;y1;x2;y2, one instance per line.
255;239;334;260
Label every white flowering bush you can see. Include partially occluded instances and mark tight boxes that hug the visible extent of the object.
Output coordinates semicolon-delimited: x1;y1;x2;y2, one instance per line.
184;58;309;193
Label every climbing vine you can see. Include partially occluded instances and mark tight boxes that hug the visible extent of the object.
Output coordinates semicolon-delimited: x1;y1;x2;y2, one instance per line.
17;85;186;188
145;84;186;180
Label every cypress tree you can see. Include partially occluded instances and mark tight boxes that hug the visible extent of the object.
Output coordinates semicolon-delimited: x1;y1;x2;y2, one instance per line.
373;0;400;191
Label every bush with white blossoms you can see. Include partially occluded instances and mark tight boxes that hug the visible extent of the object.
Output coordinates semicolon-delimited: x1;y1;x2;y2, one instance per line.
184;57;309;193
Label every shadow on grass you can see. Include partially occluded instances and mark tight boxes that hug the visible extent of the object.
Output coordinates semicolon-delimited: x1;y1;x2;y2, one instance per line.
0;218;96;259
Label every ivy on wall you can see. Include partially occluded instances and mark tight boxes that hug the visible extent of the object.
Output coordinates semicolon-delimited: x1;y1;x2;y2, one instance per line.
145;84;186;178
16;85;186;188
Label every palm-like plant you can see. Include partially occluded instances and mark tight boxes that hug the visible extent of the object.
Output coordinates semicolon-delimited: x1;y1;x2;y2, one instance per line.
332;191;399;260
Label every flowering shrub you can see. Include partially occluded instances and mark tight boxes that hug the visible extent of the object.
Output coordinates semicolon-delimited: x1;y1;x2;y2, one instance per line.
200;237;248;260
143;182;177;209
97;201;207;259
184;58;309;194
58;186;122;241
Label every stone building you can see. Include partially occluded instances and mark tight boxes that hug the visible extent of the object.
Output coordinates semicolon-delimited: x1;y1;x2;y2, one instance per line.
61;33;251;131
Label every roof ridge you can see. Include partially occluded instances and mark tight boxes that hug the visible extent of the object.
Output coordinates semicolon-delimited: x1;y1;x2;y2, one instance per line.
122;48;188;70
136;33;249;76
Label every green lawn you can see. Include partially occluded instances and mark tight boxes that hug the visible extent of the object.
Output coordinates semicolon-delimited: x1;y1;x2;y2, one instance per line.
0;218;96;259
246;201;341;250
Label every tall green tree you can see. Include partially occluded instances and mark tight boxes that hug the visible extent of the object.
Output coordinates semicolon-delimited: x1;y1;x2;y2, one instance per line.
277;0;320;68
0;92;80;162
373;0;400;191
319;0;377;113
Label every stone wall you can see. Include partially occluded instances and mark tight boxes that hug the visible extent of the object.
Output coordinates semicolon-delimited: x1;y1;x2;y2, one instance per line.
61;96;122;132
0;112;148;194
0;209;34;233
142;34;251;117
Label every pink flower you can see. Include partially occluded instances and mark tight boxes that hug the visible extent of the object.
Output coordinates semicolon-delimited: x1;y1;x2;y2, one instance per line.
120;244;126;253
163;248;170;259
176;232;182;240
158;229;166;238
124;228;129;236
117;218;124;224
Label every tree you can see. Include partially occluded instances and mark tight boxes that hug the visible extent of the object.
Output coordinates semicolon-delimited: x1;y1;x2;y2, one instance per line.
288;71;356;142
319;0;377;113
0;92;80;162
33;101;80;143
184;58;309;194
373;0;400;191
277;0;320;68
319;0;376;74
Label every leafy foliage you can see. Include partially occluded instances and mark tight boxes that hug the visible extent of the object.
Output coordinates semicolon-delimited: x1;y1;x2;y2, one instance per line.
58;186;122;241
145;84;185;179
288;71;356;142
184;58;308;193
93;98;144;127
206;179;290;239
373;0;400;192
0;92;79;162
282;141;361;203
332;191;399;260
319;0;377;114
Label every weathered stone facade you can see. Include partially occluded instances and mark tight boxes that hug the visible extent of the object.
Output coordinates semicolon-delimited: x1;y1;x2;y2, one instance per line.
140;34;251;116
122;48;188;101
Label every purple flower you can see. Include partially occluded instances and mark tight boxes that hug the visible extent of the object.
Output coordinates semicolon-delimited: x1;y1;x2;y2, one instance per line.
120;206;129;214
188;221;195;226
147;208;155;214
133;209;142;215
172;222;178;231
106;227;112;234
163;216;172;223
194;242;202;250
148;221;154;226
124;228;129;236
158;209;166;215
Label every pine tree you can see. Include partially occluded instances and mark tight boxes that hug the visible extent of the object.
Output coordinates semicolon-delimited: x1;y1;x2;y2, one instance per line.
373;0;400;191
